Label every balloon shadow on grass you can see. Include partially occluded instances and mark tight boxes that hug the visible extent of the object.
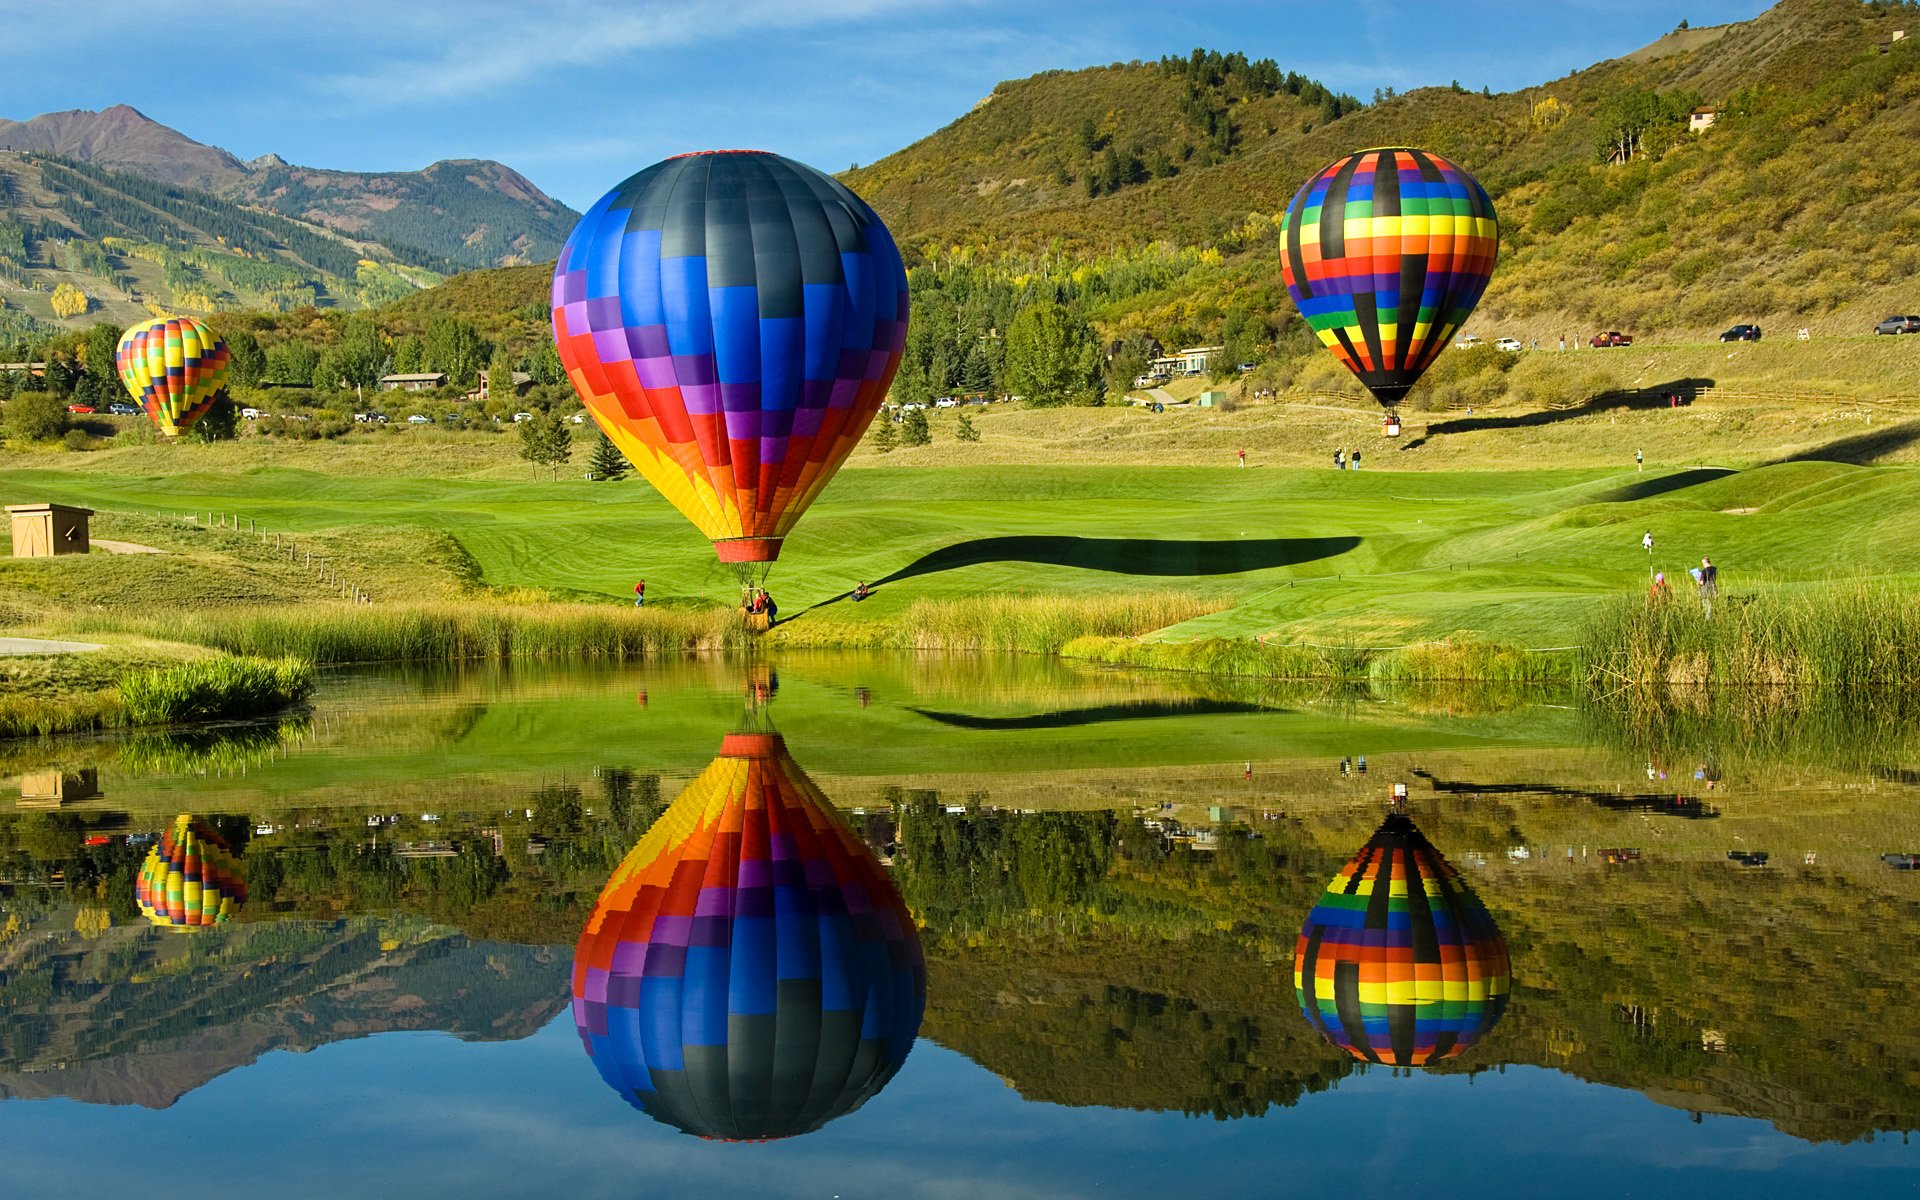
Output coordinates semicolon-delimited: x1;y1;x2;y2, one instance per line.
1397;377;1717;450
1767;417;1920;466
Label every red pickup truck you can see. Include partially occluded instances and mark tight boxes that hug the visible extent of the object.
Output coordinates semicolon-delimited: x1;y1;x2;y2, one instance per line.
1589;331;1634;347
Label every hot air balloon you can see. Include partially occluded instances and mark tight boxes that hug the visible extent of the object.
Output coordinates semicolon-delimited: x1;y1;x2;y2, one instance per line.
114;316;232;438
1280;148;1498;420
135;814;248;929
551;151;909;570
572;731;925;1139
1294;810;1509;1067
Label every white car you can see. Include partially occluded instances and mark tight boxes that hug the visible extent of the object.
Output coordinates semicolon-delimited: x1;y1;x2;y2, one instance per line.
407;414;430;424
570;413;587;423
934;397;958;408
1494;337;1523;352
241;406;263;420
513;411;534;423
1455;335;1482;349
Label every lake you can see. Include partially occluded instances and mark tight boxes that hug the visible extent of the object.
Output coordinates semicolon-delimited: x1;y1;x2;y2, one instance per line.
3;654;1918;1198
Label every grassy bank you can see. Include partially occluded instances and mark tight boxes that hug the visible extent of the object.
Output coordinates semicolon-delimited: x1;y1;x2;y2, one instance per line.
1060;633;1579;687
770;592;1222;654
0;650;313;739
1583;581;1920;691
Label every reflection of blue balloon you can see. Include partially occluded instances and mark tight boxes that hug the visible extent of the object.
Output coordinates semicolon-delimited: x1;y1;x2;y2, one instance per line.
572;733;925;1140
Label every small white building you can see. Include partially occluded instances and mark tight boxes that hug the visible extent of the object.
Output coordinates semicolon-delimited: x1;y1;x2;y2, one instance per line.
380;372;447;391
1148;345;1224;377
1688;106;1719;133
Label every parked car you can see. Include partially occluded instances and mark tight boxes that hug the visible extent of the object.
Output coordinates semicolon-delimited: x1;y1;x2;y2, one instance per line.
1493;337;1523;352
64;403;94;413
1455;334;1482;349
407;414;431;424
570;412;587;423
1589;331;1634;347
512;411;533;423
1874;315;1920;335
934;397;958;408
107;401;139;415
241;406;264;419
1719;324;1762;342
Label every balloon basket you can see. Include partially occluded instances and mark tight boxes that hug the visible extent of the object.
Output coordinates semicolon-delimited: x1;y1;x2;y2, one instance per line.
1382;415;1402;437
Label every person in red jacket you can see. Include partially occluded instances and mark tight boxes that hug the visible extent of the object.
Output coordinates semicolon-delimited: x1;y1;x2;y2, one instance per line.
633;579;645;607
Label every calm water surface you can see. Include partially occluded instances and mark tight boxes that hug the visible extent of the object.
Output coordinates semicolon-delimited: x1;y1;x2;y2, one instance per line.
2;655;1917;1198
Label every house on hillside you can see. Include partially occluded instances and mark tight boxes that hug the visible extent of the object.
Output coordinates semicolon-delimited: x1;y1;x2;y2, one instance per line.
0;362;47;379
380;372;447;391
468;369;533;402
1149;345;1223;378
1688;106;1720;133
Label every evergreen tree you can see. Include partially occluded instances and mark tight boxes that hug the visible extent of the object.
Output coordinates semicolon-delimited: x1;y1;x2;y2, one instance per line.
519;410;572;480
189;393;238;442
587;430;628;481
955;411;980;443
872;415;897;453
902;407;931;446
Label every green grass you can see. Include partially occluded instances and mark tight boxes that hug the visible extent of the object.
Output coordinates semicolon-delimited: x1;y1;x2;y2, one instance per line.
118;655;314;726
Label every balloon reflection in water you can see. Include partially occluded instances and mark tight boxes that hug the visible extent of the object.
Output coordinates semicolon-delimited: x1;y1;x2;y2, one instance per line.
572;732;925;1139
1294;811;1509;1066
135;814;248;929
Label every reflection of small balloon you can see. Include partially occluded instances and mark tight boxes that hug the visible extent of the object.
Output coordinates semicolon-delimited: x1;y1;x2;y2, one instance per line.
573;732;924;1140
1294;811;1509;1066
636;690;648;708
115;316;231;437
136;814;247;929
1280;148;1498;412
551;151;909;566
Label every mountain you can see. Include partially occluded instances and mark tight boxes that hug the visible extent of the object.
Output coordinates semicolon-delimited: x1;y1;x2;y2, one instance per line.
0;105;579;332
844;0;1920;339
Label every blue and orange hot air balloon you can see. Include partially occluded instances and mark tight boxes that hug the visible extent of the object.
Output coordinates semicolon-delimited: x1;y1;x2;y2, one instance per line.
114;315;232;437
1294;810;1509;1067
572;732;925;1139
135;814;248;929
551;151;909;568
1280;148;1498;415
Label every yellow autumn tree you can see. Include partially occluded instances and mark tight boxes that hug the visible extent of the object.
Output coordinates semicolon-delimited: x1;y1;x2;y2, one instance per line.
49;282;90;318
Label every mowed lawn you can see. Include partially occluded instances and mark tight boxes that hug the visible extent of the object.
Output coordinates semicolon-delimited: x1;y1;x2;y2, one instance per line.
8;424;1920;647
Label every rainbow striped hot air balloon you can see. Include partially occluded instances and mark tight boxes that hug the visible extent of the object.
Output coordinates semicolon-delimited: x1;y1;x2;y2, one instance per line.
551;150;909;568
1293;811;1509;1067
1280;148;1499;414
572;732;925;1140
114;315;232;437
135;814;248;929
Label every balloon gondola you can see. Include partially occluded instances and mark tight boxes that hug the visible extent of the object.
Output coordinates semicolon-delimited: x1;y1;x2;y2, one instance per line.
572;731;925;1139
1280;148;1498;430
114;316;231;438
135;814;247;929
550;151;909;575
1294;808;1509;1067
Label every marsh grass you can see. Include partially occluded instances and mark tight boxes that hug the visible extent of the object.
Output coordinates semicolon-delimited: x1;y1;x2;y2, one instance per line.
1583;581;1920;691
1370;637;1579;686
119;656;314;726
775;593;1222;654
69;601;751;664
0;688;122;738
1060;632;1571;687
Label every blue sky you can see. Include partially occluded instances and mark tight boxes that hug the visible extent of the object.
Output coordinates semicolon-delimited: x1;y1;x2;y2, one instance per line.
0;0;1774;210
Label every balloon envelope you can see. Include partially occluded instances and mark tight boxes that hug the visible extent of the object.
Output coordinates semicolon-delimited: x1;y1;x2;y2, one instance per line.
115;316;231;437
551;151;909;564
136;814;247;929
1280;148;1498;411
572;732;925;1139
1294;811;1509;1066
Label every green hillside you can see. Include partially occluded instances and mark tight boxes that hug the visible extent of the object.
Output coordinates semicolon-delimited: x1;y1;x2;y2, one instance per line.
846;0;1920;345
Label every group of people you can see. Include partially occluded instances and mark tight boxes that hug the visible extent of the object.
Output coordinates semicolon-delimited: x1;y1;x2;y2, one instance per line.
743;586;778;624
1333;448;1362;470
1645;530;1719;613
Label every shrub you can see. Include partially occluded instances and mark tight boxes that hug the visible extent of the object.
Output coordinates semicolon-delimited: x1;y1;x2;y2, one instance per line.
4;391;68;441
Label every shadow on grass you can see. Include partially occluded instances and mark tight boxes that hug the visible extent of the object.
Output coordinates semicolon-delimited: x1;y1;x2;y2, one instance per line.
1410;768;1720;819
1769;417;1920;466
1591;467;1740;503
910;698;1276;731
1398;377;1717;450
877;534;1362;584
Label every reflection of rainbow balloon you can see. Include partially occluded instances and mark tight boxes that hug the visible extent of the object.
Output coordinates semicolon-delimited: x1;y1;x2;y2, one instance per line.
1280;148;1498;412
572;732;925;1140
114;316;232;437
1294;812;1509;1066
136;815;247;929
551;151;909;566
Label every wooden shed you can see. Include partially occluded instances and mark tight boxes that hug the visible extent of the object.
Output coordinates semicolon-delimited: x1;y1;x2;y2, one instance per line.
6;503;92;557
17;768;102;807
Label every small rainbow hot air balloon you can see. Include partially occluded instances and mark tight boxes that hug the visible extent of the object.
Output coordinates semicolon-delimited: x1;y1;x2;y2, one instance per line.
115;315;232;437
1280;148;1499;415
551;151;909;568
572;732;924;1140
135;814;248;929
1294;811;1509;1067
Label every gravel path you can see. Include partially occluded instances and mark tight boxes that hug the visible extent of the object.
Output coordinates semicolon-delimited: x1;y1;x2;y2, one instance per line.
0;637;105;656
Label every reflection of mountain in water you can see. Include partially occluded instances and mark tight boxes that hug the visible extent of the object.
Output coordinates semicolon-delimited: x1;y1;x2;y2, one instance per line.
0;917;567;1108
573;733;925;1140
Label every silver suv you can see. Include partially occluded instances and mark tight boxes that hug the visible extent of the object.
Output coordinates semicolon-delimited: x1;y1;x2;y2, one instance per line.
1874;315;1920;335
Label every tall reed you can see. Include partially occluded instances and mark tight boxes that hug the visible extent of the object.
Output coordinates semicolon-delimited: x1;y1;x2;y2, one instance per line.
119;656;314;725
1060;635;1374;679
1583;581;1920;691
776;593;1222;654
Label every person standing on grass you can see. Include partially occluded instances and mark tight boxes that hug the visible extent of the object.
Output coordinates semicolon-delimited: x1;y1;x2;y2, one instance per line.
1238;448;1246;468
633;578;645;607
1334;448;1345;470
1699;557;1718;615
1636;448;1644;472
1351;447;1361;471
1649;572;1672;602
